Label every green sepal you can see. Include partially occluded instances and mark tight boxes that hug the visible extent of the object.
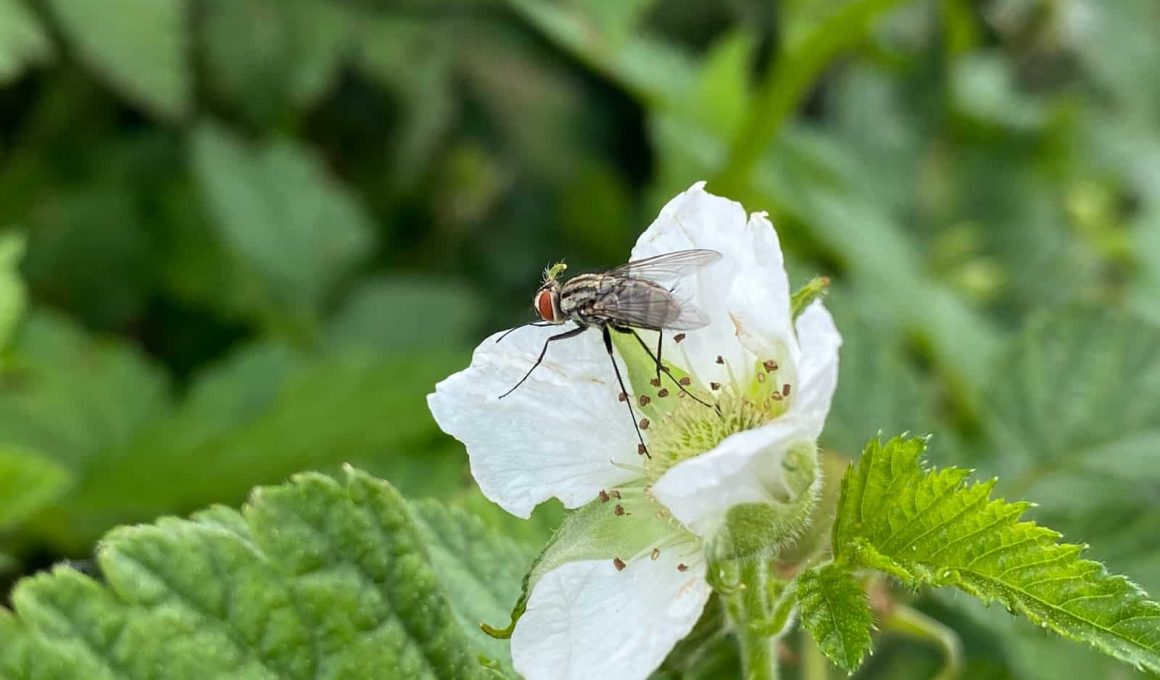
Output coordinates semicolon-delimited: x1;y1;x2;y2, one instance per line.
711;442;820;562
790;276;831;319
481;482;695;637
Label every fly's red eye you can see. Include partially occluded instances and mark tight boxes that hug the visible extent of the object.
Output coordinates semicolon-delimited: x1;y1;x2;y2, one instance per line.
535;290;556;321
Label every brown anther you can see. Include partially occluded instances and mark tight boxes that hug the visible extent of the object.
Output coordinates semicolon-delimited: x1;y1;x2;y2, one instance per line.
770;391;783;401
782;383;791;397
638;443;649;456
599;489;610;503
613;558;626;571
715;355;725;364
639;418;650;430
710;382;721;391
756;372;766;383
651;548;660;561
677;563;689;572
657;388;670;398
610;489;621;499
678;376;691;386
673;333;686;343
614;504;625;516
763;360;778;373
639;395;651;407
618;392;627;402
649;378;661;388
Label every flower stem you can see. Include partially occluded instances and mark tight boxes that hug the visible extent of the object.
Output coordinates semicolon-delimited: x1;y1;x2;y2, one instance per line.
721;561;781;680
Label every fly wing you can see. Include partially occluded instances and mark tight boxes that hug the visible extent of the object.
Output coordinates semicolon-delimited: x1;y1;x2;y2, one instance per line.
594;279;711;330
607;249;722;284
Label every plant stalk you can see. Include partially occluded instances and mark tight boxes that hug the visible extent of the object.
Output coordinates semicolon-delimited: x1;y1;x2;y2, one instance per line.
721;561;781;680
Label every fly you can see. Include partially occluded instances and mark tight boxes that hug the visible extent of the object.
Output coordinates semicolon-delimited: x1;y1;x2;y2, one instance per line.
497;249;723;457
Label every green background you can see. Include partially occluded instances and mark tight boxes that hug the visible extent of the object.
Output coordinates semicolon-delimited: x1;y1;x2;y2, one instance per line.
1;0;1158;677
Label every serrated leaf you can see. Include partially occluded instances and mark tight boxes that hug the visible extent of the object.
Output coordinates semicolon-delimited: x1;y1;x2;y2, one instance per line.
0;447;70;529
796;563;873;672
0;0;51;84
833;435;1160;674
0;232;26;349
45;0;190;120
0;469;498;679
191;124;376;331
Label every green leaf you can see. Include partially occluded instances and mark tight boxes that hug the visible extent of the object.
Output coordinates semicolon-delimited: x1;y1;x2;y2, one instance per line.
0;232;26;350
411;500;532;674
45;343;459;549
45;0;190;120
191;124;376;333
0;310;171;473
983;310;1160;510
796;563;873;672
0;0;52;85
832;434;1160;674
0;447;70;529
325;277;484;354
0;468;499;679
200;0;351;124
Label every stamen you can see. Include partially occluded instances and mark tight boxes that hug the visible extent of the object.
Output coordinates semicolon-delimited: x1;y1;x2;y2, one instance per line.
649;378;661;388
599;490;610;503
710;382;721;390
640;418;650;430
657;388;670;398
610;489;622;500
782;383;791;397
637;443;648;456
678;376;691;386
756;371;766;383
715;355;724;364
618;392;627;402
651;548;660;560
613;558;626;571
638;395;651;407
673;333;686;343
614;504;625;516
763;359;778;372
677;563;689;572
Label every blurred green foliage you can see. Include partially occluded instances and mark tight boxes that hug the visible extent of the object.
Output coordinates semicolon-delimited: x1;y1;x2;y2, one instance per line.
0;0;1158;677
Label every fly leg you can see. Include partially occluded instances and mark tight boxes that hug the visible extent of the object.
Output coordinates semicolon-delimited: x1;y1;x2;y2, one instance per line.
619;327;715;409
495;321;556;344
602;325;650;458
498;324;587;399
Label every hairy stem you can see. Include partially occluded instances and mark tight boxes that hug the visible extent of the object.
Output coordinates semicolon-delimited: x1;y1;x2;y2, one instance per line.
721;561;781;680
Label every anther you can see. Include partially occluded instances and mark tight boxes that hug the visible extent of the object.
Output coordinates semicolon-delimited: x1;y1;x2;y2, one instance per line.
782;383;791;397
674;333;686;343
613;558;626;571
637;443;648;456
710;382;721;391
610;489;621;499
678;376;691;386
618;392;627;402
763;360;778;372
657;388;670;398
771;391;783;401
715;355;725;364
640;418;650;430
614;504;625;516
651;548;660;561
639;395;651;407
677;563;689;572
756;372;766;383
649;378;661;388
599;490;610;503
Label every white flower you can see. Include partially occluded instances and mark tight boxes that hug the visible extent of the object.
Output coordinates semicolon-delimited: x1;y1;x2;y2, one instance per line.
428;182;841;680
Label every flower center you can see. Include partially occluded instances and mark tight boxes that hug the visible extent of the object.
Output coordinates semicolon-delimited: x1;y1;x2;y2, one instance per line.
644;357;791;476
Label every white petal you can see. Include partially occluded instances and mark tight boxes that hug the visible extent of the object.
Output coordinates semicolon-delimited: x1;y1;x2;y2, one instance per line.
511;547;710;680
427;325;641;518
791;301;842;438
631;182;797;386
651;416;817;537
